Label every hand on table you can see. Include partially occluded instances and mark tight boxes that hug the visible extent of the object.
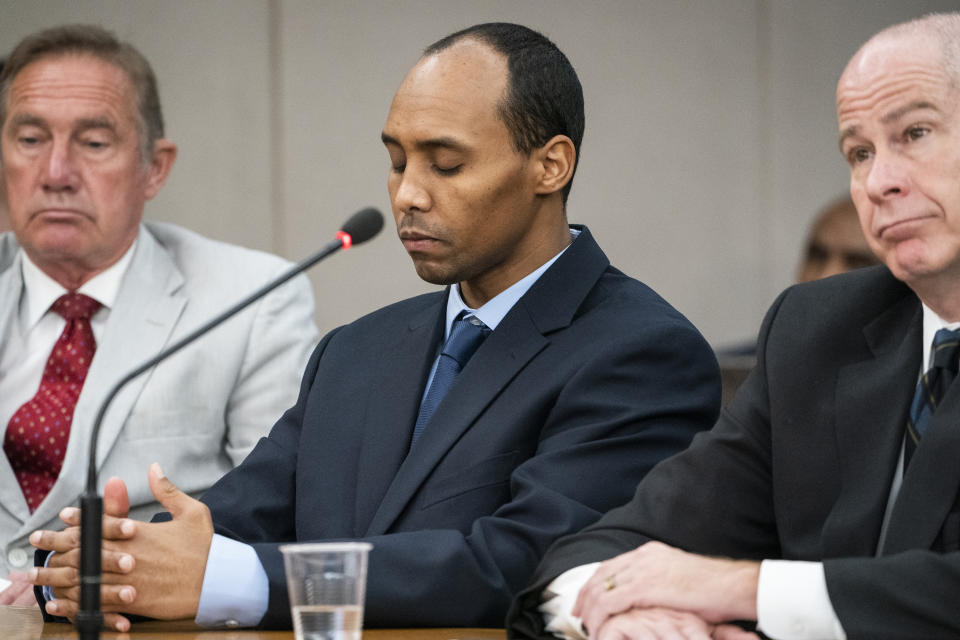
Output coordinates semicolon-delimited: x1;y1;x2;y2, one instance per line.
594;607;760;640
0;571;40;606
573;541;761;636
30;463;214;630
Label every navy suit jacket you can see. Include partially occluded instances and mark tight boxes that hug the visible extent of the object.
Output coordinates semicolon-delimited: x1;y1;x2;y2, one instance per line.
508;265;960;639
199;225;720;628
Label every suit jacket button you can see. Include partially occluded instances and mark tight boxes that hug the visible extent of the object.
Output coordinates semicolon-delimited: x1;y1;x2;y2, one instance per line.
7;548;28;567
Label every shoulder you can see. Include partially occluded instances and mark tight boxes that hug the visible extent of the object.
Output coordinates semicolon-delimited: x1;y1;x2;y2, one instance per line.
334;290;444;337
758;265;916;366
0;232;19;273
769;265;912;333
142;221;297;284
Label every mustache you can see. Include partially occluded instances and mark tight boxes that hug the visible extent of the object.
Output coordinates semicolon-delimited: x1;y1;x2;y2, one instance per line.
396;219;443;241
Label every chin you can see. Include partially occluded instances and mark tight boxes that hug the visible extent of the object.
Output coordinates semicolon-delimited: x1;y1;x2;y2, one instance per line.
412;263;458;287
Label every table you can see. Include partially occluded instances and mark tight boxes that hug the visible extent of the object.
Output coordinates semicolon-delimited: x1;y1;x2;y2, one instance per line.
2;606;506;640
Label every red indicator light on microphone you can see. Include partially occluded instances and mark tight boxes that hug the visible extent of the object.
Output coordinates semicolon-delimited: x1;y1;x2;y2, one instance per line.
336;230;353;249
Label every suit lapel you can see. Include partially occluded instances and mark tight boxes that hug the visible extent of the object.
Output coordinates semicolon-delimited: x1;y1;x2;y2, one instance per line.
363;226;610;536
0;250;32;524
352;297;445;533
27;227;187;532
822;292;921;557
883;361;960;553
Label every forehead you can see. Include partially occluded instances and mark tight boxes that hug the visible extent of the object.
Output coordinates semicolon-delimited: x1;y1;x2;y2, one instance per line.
6;53;136;125
836;37;955;129
383;39;510;146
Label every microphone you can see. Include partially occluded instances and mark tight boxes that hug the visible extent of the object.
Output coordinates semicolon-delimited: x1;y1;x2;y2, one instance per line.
76;207;384;639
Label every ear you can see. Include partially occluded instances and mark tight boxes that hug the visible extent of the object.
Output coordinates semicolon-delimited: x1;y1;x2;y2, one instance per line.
533;134;576;196
143;138;178;201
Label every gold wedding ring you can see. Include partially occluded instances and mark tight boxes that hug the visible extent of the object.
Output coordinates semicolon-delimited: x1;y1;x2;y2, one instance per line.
604;574;616;591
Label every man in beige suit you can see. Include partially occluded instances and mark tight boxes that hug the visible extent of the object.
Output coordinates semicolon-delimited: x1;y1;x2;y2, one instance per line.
0;25;317;603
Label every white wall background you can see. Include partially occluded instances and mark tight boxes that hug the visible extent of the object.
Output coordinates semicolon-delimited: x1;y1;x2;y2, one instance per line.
1;0;956;346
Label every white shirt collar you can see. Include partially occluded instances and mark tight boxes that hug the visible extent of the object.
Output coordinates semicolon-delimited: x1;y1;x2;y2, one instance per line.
20;236;139;330
442;227;580;340
920;302;960;370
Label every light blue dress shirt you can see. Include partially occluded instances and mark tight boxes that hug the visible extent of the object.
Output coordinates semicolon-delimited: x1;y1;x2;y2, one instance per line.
196;230;578;627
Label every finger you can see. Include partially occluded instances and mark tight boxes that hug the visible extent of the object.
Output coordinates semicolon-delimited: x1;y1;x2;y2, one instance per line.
45;584;136;615
572;564;604;616
148;462;193;518
99;583;137;608
60;506;81;527
48;548;78;569
581;589;637;639
712;625;760;640
45;597;75;619
0;574;31;605
30;527;79;553
32;564;78;588
12;584;40;607
104;612;132;633
46;548;135;575
102;514;137;540
51;584;79;603
104;476;131;518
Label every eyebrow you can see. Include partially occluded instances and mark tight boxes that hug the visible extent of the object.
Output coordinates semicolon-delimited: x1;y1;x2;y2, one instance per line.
7;113;117;133
838;100;941;150
75;117;117;132
381;132;467;152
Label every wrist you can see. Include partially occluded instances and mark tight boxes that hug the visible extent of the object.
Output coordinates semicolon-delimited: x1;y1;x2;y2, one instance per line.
723;559;760;621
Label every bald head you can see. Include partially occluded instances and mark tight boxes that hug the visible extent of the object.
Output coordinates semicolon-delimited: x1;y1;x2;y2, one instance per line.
836;11;960;320
843;13;960;89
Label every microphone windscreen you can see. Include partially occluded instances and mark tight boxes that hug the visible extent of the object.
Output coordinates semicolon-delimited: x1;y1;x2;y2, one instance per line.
341;208;384;245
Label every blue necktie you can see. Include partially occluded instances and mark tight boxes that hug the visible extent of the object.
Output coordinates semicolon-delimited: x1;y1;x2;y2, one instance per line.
410;313;490;447
905;328;960;467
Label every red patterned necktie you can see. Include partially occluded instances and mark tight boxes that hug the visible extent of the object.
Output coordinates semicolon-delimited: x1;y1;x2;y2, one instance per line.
4;293;101;512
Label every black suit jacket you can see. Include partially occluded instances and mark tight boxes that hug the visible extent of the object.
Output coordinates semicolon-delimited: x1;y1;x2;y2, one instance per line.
508;265;960;639
199;226;720;628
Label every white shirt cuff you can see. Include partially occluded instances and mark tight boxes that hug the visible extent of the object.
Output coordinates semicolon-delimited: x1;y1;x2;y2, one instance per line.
195;534;269;628
538;562;600;640
757;559;846;640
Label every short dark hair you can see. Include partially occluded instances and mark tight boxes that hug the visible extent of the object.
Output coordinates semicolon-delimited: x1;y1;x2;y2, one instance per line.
0;24;163;162
425;23;584;206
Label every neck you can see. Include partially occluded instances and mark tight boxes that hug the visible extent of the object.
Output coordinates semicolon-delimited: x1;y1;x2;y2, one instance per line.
911;275;960;323
458;220;571;309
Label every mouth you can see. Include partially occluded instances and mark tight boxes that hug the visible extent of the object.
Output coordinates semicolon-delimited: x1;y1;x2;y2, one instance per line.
398;230;442;253
877;214;936;241
32;207;89;221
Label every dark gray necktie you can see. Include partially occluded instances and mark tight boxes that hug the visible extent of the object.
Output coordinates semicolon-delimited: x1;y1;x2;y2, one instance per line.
410;313;490;447
905;328;960;467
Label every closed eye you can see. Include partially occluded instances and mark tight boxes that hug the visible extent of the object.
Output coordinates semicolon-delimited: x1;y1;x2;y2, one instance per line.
434;165;462;176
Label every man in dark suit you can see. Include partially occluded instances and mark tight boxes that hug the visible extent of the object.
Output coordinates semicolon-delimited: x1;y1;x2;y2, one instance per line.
29;23;719;631
508;12;960;640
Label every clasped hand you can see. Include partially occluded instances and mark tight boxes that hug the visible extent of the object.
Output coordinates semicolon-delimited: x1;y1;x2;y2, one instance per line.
28;463;214;632
572;541;762;640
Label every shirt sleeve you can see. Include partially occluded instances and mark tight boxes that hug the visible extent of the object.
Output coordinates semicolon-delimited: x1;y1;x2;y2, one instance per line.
538;562;600;640
757;559;846;640
194;534;269;628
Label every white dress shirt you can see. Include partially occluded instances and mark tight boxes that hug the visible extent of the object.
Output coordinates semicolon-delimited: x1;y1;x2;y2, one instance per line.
0;242;136;446
540;303;957;640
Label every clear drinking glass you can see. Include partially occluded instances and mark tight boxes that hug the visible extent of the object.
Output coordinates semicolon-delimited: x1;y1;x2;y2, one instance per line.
280;542;373;640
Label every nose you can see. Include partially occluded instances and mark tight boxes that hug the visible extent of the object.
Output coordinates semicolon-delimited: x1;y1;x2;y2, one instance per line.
42;139;80;193
392;167;431;214
864;150;908;203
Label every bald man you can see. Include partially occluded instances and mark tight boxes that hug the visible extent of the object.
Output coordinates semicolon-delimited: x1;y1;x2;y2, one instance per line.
510;12;960;640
